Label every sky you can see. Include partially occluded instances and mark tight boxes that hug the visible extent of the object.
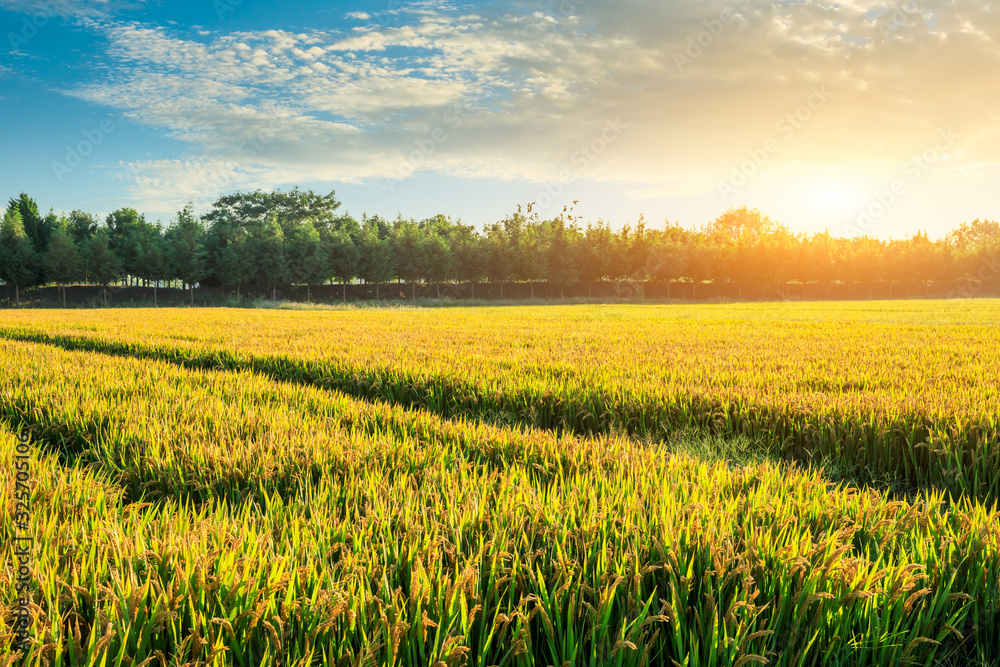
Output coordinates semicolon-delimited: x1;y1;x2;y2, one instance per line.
1;0;999;239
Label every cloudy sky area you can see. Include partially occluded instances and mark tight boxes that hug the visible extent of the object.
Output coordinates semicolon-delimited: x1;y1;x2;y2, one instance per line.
1;0;998;237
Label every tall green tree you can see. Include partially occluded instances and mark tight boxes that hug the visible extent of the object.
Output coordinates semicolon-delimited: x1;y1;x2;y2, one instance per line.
450;223;486;298
255;212;289;301
685;235;714;300
106;208;145;284
609;224;634;298
483;222;512;299
391;221;425;299
287;220;330;302
134;223;170;306
8;193;51;260
576;222;613;298
166;205;209;306
362;213;391;240
217;233;256;301
85;229;120;307
67;210;99;248
544;217;577;298
705;232;734;296
420;232;452;299
905;232;938;297
649;228;688;300
357;226;394;300
327;228;359;301
43;227;81;307
1;206;38;305
625;215;655;286
511;216;545;298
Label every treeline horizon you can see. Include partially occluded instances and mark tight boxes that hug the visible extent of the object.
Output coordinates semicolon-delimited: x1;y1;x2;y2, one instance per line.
2;187;999;306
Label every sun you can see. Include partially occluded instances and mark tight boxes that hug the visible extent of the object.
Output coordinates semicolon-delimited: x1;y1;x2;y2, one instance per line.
809;184;856;211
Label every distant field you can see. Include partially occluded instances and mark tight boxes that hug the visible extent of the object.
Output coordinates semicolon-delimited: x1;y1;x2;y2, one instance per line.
2;301;1000;665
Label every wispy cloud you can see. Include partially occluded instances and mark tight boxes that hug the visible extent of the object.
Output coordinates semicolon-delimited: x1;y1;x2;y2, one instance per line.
0;0;145;18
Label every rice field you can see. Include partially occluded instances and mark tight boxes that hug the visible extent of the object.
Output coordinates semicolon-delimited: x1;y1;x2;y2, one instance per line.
2;300;1000;666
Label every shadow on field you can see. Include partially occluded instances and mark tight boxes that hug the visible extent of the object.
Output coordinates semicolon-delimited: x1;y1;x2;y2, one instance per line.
0;328;972;505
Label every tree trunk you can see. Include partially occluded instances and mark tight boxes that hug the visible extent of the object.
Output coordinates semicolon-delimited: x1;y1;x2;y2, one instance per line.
412;282;416;300
693;281;697;301
616;281;621;299
62;284;67;308
588;282;592;299
272;286;276;301
530;282;534;299
190;286;194;307
103;286;107;307
344;282;348;301
154;283;158;307
668;282;672;300
376;283;380;301
15;284;19;306
471;282;475;299
500;282;504;299
437;283;441;299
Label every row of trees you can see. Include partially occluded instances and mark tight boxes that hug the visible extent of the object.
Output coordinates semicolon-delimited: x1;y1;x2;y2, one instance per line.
3;189;999;306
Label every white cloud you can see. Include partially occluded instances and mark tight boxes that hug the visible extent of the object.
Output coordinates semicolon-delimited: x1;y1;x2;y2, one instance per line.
53;0;1000;216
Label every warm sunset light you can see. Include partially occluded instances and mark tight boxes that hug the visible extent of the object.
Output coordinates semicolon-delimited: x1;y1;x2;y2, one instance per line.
3;0;999;238
4;4;1000;665
806;183;859;214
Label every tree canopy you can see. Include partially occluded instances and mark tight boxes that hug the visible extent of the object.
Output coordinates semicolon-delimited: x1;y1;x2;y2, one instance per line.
2;189;999;304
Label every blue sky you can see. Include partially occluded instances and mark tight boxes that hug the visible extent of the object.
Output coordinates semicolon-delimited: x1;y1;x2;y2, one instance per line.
2;0;1000;237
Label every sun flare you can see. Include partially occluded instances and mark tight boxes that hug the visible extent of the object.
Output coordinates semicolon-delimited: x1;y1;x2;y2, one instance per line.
808;184;857;212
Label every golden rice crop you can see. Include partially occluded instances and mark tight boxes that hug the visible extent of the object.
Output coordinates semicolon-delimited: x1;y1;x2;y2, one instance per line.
1;301;998;499
0;325;999;666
